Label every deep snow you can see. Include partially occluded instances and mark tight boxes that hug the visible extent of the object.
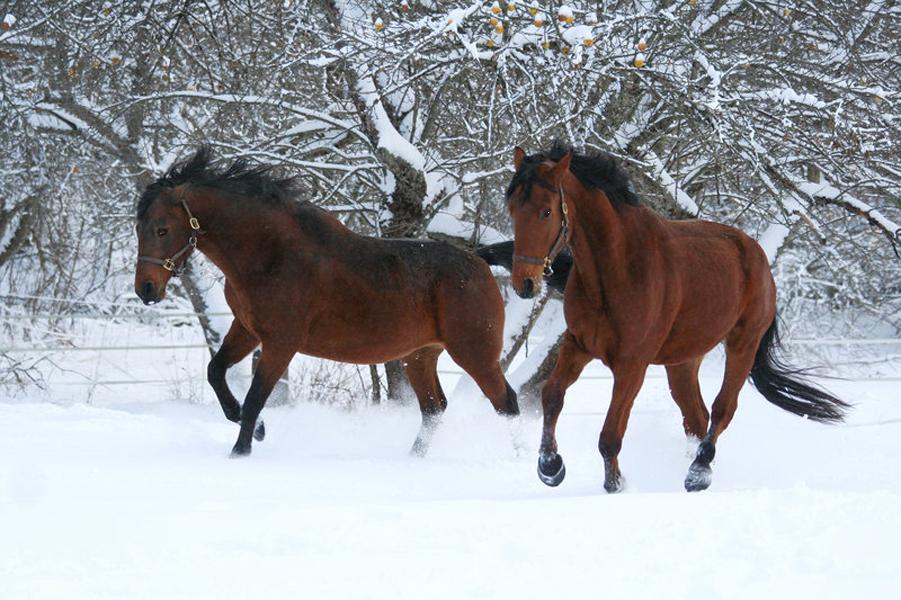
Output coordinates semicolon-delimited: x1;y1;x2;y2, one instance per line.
2;360;899;599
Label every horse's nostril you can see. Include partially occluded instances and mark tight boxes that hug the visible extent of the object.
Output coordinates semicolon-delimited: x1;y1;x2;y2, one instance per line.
518;278;535;299
141;281;155;303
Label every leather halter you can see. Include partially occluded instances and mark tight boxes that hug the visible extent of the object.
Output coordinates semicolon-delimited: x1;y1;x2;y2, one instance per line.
513;185;570;276
137;197;203;276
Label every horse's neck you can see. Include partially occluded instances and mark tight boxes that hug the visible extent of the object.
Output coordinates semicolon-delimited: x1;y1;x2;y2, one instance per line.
568;189;634;305
189;191;348;283
187;191;286;282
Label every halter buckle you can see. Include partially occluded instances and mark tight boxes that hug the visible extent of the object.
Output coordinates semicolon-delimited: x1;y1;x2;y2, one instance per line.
189;217;201;230
162;258;176;272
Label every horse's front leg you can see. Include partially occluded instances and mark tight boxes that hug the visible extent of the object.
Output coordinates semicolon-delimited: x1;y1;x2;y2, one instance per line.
598;363;648;493
537;333;592;487
230;344;293;457
207;319;266;441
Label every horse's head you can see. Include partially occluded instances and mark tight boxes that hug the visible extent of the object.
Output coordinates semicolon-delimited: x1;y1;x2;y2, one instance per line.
134;184;199;305
506;147;572;299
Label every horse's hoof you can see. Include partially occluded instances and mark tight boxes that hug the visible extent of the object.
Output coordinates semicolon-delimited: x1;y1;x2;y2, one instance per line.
538;454;566;487
685;462;712;492
230;443;252;458
409;438;429;458
253;420;266;442
604;476;625;494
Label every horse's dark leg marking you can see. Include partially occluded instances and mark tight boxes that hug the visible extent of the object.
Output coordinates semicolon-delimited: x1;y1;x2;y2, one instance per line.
503;381;519;418
598;363;647;493
470;365;520;418
402;347;447;457
665;358;710;440
231;345;293;457
537;333;592;487
208;318;259;424
685;342;757;492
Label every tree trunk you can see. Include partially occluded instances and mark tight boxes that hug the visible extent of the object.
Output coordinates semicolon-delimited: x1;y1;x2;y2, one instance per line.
516;332;565;414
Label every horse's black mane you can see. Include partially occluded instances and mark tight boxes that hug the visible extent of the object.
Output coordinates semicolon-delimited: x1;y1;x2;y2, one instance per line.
506;142;640;210
136;146;297;219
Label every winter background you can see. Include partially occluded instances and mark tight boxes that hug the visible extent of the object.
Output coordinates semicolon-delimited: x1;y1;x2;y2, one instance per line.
1;1;899;598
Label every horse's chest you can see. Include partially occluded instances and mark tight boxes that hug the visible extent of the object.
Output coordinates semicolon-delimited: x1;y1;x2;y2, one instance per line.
562;289;615;361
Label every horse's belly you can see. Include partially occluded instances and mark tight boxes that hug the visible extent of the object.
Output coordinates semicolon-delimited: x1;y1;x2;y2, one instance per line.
653;334;722;365
296;309;440;364
652;302;740;365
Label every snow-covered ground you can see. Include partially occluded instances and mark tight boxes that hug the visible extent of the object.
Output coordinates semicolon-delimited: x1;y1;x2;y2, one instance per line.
2;355;900;599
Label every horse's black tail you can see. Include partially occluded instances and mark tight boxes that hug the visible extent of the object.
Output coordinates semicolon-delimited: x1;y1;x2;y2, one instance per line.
476;241;572;294
748;318;850;423
476;241;515;271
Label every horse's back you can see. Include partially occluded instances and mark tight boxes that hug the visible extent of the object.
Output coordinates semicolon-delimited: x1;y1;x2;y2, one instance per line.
665;218;774;301
290;234;504;363
652;217;776;363
372;238;505;348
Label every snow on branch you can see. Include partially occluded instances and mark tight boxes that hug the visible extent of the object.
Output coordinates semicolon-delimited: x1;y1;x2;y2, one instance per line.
789;175;901;249
644;149;700;216
125;91;366;144
355;76;425;171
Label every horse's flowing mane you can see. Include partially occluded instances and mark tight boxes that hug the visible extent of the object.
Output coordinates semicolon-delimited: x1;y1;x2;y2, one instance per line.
137;146;297;219
506;142;640;210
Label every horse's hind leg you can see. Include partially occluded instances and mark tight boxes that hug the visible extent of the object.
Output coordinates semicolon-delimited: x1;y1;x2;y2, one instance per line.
536;333;592;487
402;346;447;457
665;358;709;441
445;348;519;418
208;319;266;441
685;341;757;492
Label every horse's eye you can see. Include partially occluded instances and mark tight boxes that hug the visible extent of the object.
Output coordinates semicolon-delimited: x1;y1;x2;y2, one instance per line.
157;228;168;237
541;208;552;220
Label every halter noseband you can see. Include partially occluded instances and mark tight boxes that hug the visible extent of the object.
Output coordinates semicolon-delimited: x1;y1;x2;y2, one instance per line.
513;185;570;276
137;197;203;277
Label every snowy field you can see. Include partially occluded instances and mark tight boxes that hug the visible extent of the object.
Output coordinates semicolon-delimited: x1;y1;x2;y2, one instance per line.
2;354;900;599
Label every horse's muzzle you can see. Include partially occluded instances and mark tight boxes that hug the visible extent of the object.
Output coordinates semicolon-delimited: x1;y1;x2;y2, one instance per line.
516;277;536;299
136;281;161;305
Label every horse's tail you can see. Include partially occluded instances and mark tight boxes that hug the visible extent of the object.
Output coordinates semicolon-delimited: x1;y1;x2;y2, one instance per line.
475;241;515;271
475;241;572;294
748;318;850;423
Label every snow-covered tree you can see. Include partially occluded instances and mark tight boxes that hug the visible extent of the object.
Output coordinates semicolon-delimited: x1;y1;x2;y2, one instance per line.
1;0;898;396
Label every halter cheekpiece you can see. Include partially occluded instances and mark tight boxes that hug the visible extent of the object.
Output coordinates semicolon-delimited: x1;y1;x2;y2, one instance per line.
513;185;570;276
137;196;202;276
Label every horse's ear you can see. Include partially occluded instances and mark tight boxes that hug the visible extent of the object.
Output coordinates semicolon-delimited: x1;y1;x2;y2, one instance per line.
550;151;573;183
513;146;526;170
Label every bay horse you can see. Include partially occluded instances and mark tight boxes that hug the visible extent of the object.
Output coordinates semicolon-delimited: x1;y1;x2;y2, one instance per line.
134;147;518;457
506;143;848;492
